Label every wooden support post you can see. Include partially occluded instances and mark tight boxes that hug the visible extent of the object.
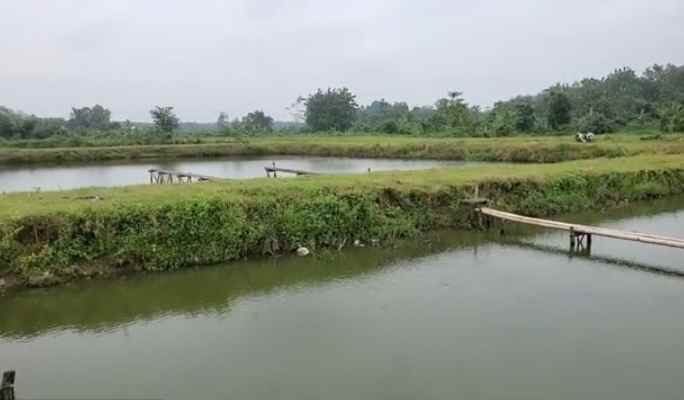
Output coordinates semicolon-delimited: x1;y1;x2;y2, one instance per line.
272;162;277;178
0;370;15;400
570;228;576;249
587;233;592;250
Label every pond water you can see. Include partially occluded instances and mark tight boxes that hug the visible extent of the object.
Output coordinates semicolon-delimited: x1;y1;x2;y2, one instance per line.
1;196;684;399
0;156;473;192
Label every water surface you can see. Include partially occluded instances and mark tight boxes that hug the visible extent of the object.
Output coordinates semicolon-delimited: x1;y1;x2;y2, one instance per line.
1;196;684;399
0;156;472;192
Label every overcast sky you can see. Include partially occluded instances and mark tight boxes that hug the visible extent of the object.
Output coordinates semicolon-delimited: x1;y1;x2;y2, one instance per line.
1;0;683;122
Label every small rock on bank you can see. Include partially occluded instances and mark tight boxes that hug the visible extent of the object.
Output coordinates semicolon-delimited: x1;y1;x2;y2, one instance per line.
296;247;310;256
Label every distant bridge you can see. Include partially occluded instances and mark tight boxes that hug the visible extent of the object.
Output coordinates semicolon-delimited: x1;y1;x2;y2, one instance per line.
147;169;224;184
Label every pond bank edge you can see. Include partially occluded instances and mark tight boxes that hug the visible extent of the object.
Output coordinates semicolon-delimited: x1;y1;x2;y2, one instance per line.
1;166;683;292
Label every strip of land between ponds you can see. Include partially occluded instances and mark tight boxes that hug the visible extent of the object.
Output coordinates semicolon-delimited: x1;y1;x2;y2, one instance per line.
1;153;684;291
2;134;684;164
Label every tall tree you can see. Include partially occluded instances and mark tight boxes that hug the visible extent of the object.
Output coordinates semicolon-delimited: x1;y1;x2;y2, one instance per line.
150;106;180;133
68;104;112;130
303;88;358;131
658;102;684;133
241;110;273;133
435;91;473;130
216;112;228;130
0;107;16;138
546;90;572;129
514;103;536;132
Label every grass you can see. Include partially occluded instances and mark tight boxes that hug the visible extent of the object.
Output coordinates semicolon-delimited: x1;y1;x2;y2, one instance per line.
2;152;684;288
1;153;684;220
2;133;684;164
3;132;684;289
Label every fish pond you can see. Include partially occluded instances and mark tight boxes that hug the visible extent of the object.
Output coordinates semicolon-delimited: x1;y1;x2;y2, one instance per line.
1;196;684;399
0;156;475;192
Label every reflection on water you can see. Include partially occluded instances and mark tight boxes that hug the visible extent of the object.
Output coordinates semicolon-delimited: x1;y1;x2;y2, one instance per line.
1;196;684;400
0;156;473;192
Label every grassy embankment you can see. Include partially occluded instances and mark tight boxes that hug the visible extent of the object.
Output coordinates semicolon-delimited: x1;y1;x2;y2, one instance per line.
1;153;684;289
1;134;684;164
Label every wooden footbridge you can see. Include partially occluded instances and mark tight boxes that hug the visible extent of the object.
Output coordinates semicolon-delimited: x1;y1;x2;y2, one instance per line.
476;206;684;250
147;162;322;185
148;169;224;184
264;162;319;177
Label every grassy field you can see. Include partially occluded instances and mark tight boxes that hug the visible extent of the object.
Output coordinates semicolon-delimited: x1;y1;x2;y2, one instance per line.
1;153;683;220
1;133;683;164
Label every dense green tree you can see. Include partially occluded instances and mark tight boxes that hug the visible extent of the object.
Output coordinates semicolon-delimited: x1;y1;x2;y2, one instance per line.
68;105;112;130
577;109;613;133
303;88;358;131
435;91;473;132
0;106;66;138
658;103;684;133
513;103;536;132
354;99;411;132
150;106;180;133
492;109;515;136
241;110;274;133
546;90;572;129
0;108;15;138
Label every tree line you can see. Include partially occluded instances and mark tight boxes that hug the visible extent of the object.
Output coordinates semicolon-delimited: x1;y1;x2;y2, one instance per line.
326;64;684;135
1;63;683;140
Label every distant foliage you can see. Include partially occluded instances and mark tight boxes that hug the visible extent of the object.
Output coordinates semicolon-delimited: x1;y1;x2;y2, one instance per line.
222;110;275;135
68;105;114;130
3;63;684;141
0;106;66;139
514;104;536;132
658;103;684;133
303;88;358;131
150;106;180;133
241;110;274;133
546;90;572;130
492;109;516;136
216;112;228;130
577;110;614;134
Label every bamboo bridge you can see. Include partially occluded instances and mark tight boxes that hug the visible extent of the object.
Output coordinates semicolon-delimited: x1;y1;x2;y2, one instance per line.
477;206;684;251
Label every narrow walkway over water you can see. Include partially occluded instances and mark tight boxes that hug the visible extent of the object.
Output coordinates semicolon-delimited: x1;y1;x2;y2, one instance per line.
480;207;684;250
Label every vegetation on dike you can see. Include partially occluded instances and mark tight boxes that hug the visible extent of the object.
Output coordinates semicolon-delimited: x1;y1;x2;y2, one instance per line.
1;154;684;290
2;134;684;165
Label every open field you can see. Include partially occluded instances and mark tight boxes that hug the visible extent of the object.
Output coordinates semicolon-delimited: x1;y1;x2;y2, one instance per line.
1;133;684;164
